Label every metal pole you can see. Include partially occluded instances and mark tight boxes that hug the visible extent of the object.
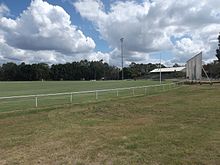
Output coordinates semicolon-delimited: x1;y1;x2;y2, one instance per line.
120;38;124;80
95;91;98;100
70;93;73;103
160;53;162;85
202;66;212;84
35;96;38;108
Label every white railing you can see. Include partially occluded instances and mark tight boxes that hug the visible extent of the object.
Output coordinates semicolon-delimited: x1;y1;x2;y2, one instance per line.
0;81;183;111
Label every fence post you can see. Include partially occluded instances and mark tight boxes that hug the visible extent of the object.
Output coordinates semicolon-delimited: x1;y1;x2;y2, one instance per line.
95;91;98;100
70;93;73;103
145;87;147;95
132;88;135;96
116;90;119;97
35;96;38;108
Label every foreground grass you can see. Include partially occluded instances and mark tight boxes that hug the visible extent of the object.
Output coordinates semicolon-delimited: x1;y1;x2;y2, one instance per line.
0;84;219;164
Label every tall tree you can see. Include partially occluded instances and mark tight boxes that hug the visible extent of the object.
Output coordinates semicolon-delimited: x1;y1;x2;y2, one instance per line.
203;61;220;79
216;32;220;61
1;63;18;80
0;65;3;80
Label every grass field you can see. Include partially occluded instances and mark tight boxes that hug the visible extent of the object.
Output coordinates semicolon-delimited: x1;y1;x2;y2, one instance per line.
0;84;219;164
0;80;173;112
0;80;163;97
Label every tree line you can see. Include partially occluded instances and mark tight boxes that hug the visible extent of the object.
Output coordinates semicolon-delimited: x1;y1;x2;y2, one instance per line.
203;61;220;79
0;60;161;81
0;59;219;81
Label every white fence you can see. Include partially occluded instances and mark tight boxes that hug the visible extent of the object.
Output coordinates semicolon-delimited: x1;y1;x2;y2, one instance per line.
0;82;183;111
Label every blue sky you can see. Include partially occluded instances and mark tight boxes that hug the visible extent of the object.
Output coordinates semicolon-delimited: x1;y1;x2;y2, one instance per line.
0;0;219;66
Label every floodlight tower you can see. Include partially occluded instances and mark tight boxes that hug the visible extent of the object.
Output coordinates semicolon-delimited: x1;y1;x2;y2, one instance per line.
160;53;162;85
120;37;124;80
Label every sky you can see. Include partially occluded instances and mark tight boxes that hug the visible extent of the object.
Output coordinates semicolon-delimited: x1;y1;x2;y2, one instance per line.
0;0;219;67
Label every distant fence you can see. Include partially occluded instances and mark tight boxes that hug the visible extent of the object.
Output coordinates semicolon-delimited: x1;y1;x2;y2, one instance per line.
0;81;184;112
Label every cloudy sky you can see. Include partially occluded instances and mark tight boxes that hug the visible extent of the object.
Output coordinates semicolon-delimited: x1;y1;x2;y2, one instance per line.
0;0;219;66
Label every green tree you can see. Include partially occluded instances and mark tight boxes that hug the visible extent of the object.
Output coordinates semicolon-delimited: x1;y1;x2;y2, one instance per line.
173;63;181;67
17;62;32;80
203;61;220;79
0;65;3;80
1;62;18;80
216;32;220;61
129;62;141;79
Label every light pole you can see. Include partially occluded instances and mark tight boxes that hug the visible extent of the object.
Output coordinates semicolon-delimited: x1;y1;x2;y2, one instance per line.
159;53;162;84
120;38;124;80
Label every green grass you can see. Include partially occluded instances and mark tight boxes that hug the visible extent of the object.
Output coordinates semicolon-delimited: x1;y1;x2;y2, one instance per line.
0;80;163;97
0;80;173;112
0;84;219;164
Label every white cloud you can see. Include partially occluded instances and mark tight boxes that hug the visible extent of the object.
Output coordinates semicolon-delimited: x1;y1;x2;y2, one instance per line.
74;0;220;65
0;37;111;65
0;0;108;65
0;30;109;64
0;3;9;17
0;0;95;54
74;0;107;23
87;51;109;63
175;38;204;54
0;40;57;64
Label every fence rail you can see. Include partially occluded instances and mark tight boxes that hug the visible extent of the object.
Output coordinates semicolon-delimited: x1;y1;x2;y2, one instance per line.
0;81;184;112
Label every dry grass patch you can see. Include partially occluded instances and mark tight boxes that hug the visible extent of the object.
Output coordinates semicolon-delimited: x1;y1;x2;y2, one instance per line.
0;84;220;164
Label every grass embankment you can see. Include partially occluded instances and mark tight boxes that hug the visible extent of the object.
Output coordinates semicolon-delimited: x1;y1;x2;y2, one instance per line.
0;84;219;164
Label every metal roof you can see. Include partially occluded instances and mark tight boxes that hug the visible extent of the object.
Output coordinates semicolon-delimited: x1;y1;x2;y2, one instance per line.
150;67;186;73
